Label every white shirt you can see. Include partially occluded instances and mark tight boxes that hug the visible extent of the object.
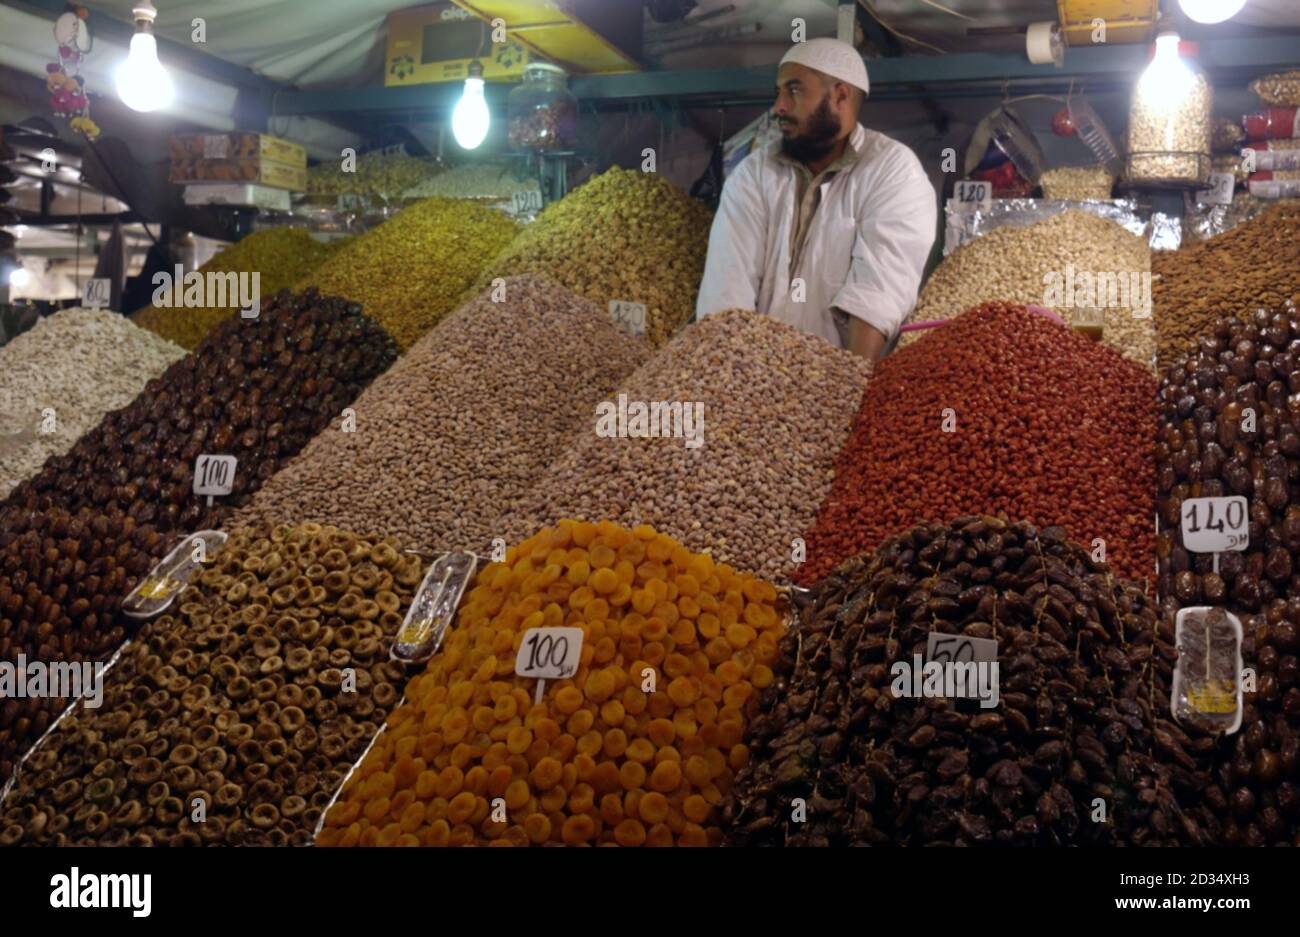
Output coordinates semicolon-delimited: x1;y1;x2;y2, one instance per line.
695;123;936;349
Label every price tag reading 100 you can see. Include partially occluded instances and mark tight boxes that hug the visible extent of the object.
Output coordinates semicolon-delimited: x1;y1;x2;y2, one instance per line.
1180;495;1249;553
516;626;584;704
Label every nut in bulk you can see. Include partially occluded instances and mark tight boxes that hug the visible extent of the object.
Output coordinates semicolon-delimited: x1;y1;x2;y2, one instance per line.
1153;203;1300;367
301;196;519;351
725;518;1220;847
906;210;1155;369
500;309;870;584
0;522;422;846
0;308;185;499
473;167;713;348
131;228;350;349
1251;71;1300;107
1039;167;1114;201
319;520;784;847
798;302;1156;586
235;275;648;554
1128;66;1211;185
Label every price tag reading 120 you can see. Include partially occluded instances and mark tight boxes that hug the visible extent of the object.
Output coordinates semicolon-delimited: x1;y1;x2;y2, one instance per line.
1180;496;1249;553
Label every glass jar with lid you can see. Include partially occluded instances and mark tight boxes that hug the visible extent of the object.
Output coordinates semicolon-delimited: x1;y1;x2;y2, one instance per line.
1126;32;1212;186
507;62;578;152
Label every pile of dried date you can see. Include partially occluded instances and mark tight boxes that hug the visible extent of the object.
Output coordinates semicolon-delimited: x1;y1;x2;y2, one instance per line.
1199;601;1300;846
723;516;1221;846
1157;307;1300;618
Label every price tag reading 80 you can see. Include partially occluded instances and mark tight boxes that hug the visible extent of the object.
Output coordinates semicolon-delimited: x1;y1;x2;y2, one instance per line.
515;627;584;680
1180;496;1249;553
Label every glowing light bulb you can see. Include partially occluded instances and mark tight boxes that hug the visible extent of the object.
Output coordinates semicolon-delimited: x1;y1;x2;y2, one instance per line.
452;63;490;150
1137;32;1195;116
116;2;173;113
9;267;30;288
1178;0;1248;24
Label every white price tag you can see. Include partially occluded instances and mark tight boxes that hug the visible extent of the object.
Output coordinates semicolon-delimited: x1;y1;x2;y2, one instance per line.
1180;496;1249;552
608;300;647;338
511;190;543;214
337;193;367;212
82;278;110;310
954;180;992;214
1197;171;1235;207
515;627;584;680
926;632;998;665
193;454;237;497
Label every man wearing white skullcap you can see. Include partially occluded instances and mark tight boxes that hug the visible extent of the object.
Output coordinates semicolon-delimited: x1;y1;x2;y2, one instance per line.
696;37;936;358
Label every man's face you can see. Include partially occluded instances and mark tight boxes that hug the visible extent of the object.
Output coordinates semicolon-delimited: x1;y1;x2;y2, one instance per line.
774;63;843;164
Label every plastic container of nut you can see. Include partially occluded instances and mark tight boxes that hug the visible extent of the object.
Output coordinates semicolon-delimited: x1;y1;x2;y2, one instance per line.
508;63;577;153
1126;33;1211;187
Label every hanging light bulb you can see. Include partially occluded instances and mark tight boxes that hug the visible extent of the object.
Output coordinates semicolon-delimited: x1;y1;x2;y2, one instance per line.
452;61;490;150
1178;0;1248;24
8;267;30;289
1137;31;1195;116
116;1;174;112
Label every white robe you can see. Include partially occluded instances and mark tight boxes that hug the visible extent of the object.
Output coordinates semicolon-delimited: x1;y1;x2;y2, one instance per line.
695;123;936;349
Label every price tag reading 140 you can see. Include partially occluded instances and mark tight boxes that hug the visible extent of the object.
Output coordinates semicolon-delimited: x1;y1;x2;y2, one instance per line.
1180;496;1249;553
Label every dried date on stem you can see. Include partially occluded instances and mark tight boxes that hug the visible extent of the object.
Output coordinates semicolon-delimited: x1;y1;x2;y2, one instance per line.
725;517;1220;847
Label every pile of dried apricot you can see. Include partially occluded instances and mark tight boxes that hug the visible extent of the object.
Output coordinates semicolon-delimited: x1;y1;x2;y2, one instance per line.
317;520;784;846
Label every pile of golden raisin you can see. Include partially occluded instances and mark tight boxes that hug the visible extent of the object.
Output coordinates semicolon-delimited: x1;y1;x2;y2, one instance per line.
318;520;784;846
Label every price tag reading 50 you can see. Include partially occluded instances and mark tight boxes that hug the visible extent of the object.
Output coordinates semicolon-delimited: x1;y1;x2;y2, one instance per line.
1180;496;1249;553
515;627;584;680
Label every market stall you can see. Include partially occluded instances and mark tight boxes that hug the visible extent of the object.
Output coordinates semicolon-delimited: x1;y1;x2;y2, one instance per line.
3;0;1300;882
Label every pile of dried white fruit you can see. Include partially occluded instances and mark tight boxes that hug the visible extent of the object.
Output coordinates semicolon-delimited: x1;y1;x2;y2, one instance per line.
0;308;185;498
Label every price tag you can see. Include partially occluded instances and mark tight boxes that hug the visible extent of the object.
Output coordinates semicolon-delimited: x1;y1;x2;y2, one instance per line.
511;189;543;214
1180;496;1249;553
608;300;647;338
954;180;992;214
337;193;368;212
926;632;998;665
1197;171;1235;206
82;278;110;310
516;627;584;681
193;454;237;497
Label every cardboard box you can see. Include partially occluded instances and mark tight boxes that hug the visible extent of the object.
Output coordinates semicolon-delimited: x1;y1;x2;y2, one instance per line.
170;158;307;192
170;132;307;168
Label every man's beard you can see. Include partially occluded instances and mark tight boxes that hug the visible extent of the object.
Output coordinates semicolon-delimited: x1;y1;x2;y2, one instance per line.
780;92;842;164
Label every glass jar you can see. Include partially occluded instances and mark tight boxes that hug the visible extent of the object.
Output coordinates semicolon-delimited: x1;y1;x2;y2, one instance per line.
507;63;577;153
1126;33;1212;186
